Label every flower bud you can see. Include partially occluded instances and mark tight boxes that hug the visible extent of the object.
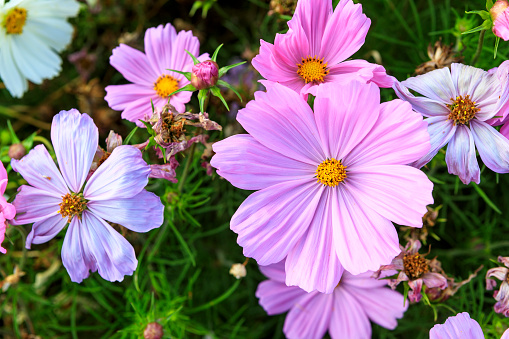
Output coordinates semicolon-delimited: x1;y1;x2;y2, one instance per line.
229;263;247;279
491;0;509;21
8;143;25;160
191;60;219;90
143;322;163;339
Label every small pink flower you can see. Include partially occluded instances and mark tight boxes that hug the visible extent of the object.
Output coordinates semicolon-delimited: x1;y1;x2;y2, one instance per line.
492;0;509;41
486;256;509;316
0;162;16;253
256;260;407;339
191;60;219;89
429;312;484;339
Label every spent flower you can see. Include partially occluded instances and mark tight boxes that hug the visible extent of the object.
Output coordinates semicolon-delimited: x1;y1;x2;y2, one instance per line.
486;256;509;316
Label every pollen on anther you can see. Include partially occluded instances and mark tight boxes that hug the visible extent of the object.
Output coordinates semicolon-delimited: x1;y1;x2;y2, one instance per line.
315;158;347;187
297;55;329;83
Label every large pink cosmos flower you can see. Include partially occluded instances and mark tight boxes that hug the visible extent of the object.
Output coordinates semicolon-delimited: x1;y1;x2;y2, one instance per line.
105;24;208;126
256;260;407;339
0;162;15;253
429;312;484;339
211;81;433;293
10;109;164;283
252;0;392;97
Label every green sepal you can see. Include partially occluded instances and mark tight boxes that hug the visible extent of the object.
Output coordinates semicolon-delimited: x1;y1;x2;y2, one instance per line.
185;50;200;65
461;20;491;35
169;84;197;97
403;283;410;307
211;44;223;62
145;136;158;150
465;10;490;20
159;145;167;163
7;120;20;144
218;61;246;78
167;68;192;81
123;126;139;145
210;86;229;111
140;120;156;136
189;1;202;17
21;132;37;150
487;0;494;11
217;80;242;102
495;36;501;59
198;89;208;113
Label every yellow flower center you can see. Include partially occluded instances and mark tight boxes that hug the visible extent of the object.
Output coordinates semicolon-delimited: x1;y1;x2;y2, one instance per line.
154;74;179;98
315;158;347;187
4;8;27;35
403;253;429;280
297;56;329;83
58;193;87;223
446;95;479;125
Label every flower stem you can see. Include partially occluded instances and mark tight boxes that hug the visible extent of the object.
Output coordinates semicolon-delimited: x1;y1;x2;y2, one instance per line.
470;30;486;66
177;143;197;193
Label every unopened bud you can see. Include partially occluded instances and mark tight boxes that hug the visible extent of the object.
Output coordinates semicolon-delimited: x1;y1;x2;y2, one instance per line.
491;0;509;21
229;263;247;279
143;322;163;339
8;143;25;160
191;60;219;90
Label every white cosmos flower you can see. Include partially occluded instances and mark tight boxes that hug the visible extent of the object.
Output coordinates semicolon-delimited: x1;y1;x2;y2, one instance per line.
0;0;80;98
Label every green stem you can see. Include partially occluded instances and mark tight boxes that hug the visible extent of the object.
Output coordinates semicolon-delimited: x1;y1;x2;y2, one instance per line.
177;142;197;194
470;30;486;66
13;225;27;270
186;280;241;314
33;136;55;155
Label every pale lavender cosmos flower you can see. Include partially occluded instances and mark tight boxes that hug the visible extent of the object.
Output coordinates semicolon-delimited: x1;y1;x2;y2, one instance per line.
10;109;164;283
0;162;15;253
105;23;209;126
429;312;484;339
252;0;392;97
211;81;433;293
486;256;509;316
256;260;407;339
393;62;509;184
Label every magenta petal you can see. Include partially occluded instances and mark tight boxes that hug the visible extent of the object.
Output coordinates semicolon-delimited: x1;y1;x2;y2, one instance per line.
144;24;178;74
61;218;92;283
284;292;333;339
445;125;480;185
26;214;67;248
104;84;157;111
346;99;430;167
470;120;509;174
87;190;164;233
120;96;157;126
211;134;314;191
79;211;138;282
0;214;6;254
494;12;509;41
329;287;371;339
412;117;457;168
347;164;433;227
84;145;150;201
11;185;61;225
255;280;307;315
237;84;324;164
110;44;158;86
11;145;69;195
51;109;98;193
429;312;484;339
314;81;380;160
333;188;400;274
231;179;323;265
285;190;344;294
259;260;287;283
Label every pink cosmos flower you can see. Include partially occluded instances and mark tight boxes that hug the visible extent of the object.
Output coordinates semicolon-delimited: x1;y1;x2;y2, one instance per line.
105;24;209;126
491;0;509;41
429;312;484;339
252;0;392;97
10;109;164;283
486;256;509;316
211;81;433;293
256;260;407;339
0;162;16;253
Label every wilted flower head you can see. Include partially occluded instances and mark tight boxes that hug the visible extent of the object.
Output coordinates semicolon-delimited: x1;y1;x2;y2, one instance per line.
393;62;509;184
143;322;163;339
0;162;15;254
491;0;509;41
400;205;440;243
68;48;97;81
425;265;483;302
8;143;25;160
191;60;219;90
374;239;447;303
229;263;247;279
256;260;407;339
415;40;463;76
429;312;484;339
10;109;164;283
486;256;509;316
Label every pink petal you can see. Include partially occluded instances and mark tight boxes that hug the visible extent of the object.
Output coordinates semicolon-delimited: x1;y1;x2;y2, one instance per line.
345;99;430;167
333;187;400;275
325;60;393;89
11;145;69;195
402;66;455;103
314;81;380;160
329;287;371;339
407;278;424;302
470;120;509;174
445;125;480;184
237;84;325;164
110;44;158;86
0;214;6;254
343;270;394;289
84;145;150;201
346;164;433;227
393;79;451;117
494;11;509;41
284;292;333;339
26;214;67;248
429;312;484;339
255;280;307;315
104;84;157;111
231;179;323;265
51;109;98;193
87;190;163;233
61;218;93;283
144;24;179;74
285;189;344;294
412;117;457;168
120;96;158;125
211;134;314;191
422;272;448;289
259;260;287;283
11;185;61;225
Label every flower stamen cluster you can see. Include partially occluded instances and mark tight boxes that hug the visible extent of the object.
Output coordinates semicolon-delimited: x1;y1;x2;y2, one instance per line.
4;8;27;35
154;74;180;98
315;158;347;187
297;56;329;83
58;193;87;223
446;95;479;125
403;253;429;280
